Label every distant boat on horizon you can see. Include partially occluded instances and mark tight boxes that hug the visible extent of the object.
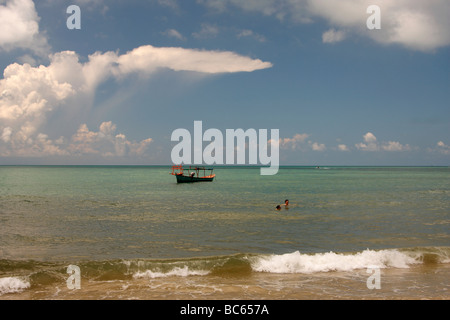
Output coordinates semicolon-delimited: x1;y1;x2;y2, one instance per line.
171;165;215;183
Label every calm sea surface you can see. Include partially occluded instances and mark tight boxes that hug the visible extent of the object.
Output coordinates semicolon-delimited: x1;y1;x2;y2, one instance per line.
0;166;449;300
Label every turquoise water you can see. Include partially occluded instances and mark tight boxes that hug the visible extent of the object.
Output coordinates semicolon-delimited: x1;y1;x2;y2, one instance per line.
0;166;449;299
1;166;448;260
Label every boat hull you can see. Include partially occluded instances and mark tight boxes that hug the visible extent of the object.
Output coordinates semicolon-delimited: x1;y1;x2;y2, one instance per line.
175;174;215;183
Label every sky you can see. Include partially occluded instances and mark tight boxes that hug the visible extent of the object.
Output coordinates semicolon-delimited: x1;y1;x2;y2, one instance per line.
0;0;449;166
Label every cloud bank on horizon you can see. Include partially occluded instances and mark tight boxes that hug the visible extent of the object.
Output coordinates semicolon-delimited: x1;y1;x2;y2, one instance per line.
0;0;449;164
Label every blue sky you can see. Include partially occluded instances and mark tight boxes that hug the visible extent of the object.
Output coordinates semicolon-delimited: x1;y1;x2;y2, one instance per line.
0;0;449;166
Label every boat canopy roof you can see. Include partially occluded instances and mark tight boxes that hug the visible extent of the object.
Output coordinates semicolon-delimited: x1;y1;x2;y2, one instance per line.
172;165;213;170
171;165;214;175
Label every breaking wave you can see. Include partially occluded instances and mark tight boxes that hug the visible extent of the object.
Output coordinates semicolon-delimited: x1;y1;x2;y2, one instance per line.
251;249;418;274
0;246;448;295
0;277;30;296
128;247;449;278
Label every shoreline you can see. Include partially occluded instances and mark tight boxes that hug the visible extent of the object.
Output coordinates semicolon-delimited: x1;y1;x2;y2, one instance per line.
2;264;449;300
1;248;449;300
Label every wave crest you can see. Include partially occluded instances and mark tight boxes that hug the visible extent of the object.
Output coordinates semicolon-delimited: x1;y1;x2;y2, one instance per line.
251;249;422;274
0;277;30;296
133;266;209;279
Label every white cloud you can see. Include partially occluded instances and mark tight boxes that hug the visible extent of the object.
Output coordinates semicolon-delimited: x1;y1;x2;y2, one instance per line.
311;0;450;51
237;29;267;42
0;44;272;158
355;132;411;152
116;45;272;74
436;141;450;155
322;29;346;44
363;132;377;143
68;122;153;157
310;0;450;51
337;144;349;151
380;6;449;52
17;54;37;66
1;127;12;142
192;23;219;39
311;141;326;151
200;0;450;52
0;120;153;158
279;133;309;150
382;141;411;152
32;133;68;156
355;132;378;151
0;0;50;56
0;60;76;149
163;29;186;41
279;134;326;152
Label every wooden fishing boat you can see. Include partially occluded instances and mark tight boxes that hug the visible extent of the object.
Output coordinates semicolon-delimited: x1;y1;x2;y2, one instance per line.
171;165;215;183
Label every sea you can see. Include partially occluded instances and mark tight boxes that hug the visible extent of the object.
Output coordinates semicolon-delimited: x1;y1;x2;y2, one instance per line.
0;166;449;301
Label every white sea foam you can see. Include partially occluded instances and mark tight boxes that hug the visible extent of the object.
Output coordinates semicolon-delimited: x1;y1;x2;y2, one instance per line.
133;266;209;279
251;249;421;274
0;277;30;295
